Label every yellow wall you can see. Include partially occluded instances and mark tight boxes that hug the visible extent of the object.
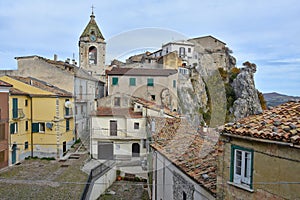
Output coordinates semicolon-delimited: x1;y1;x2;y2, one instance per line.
1;76;75;163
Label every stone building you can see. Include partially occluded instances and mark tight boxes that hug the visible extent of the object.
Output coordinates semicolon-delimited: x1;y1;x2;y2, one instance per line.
218;101;300;200
0;80;12;169
106;67;178;112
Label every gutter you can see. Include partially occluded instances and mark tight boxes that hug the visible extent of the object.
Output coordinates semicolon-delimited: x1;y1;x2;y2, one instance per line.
221;132;300;149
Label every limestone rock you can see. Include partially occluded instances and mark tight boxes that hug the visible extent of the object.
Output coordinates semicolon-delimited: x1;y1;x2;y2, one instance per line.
232;67;262;120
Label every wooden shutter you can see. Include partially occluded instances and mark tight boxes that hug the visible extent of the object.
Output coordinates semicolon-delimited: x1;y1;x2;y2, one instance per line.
12;98;18;119
32;123;39;133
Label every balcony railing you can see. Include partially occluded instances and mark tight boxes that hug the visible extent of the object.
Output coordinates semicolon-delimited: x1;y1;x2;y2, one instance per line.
12;109;25;120
64;108;73;119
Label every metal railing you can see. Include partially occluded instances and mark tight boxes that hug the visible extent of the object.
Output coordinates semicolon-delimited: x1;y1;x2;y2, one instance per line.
81;160;115;200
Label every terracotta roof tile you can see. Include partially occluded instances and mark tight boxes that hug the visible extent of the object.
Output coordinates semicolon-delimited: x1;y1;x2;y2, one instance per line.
223;101;300;145
150;117;219;197
92;107;143;118
9;76;72;97
0;80;12;87
107;67;177;76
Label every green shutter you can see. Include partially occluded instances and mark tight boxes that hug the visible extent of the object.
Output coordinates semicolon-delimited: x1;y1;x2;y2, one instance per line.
10;123;15;134
112;77;118;85
12;98;18;119
147;78;154;86
230;145;235;182
129;78;136;86
32;123;39;133
173;80;176;88
66;120;70;131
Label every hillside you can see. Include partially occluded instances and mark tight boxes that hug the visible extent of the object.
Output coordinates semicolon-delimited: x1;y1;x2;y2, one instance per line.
263;92;300;107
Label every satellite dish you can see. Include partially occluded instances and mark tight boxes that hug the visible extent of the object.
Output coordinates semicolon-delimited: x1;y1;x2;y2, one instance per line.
46;122;53;130
65;101;72;108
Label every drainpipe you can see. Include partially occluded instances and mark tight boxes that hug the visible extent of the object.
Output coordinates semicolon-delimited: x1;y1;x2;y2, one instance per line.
30;95;33;157
55;97;60;159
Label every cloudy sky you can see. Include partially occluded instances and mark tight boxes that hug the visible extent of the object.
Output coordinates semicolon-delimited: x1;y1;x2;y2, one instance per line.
0;0;299;96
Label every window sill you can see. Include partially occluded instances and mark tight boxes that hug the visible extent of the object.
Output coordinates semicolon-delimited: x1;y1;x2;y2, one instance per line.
227;181;254;192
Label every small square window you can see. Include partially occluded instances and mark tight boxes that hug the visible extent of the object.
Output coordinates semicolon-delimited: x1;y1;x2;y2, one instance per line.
147;78;154;86
151;95;156;101
129;78;136;86
134;122;139;130
112;77;119;86
66;120;70;131
25;99;28;106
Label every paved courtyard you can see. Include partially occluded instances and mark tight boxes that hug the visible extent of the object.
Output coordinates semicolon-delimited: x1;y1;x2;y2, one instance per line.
98;180;149;200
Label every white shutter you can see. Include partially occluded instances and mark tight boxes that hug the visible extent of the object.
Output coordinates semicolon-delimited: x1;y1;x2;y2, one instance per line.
233;150;242;184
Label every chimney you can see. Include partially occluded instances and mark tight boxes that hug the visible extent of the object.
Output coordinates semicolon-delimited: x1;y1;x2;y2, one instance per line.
72;58;76;65
65;58;70;64
54;54;57;61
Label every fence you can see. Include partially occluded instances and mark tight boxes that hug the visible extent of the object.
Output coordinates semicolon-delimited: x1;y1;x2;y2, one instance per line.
81;160;115;200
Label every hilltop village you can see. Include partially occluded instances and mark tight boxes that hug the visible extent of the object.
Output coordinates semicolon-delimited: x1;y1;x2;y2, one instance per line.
0;11;300;200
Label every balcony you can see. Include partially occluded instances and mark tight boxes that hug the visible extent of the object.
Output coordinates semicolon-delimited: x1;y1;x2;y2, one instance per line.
12;109;25;120
64;108;73;119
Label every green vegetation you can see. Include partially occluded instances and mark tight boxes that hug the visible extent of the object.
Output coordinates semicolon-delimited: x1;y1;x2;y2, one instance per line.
257;90;267;110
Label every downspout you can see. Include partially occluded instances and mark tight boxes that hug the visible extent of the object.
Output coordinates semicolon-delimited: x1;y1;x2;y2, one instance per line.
30;95;33;157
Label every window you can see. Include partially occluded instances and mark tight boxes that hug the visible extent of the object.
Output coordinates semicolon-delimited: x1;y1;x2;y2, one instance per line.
129;78;136;86
88;46;97;64
151;95;156;101
12;98;18;119
112;77;119;86
134;122;139;130
183;191;187;200
0;124;5;140
147;78;154;86
24;141;28;150
10;122;18;134
188;48;191;53
79;85;83;100
25;121;28;131
65;99;70;116
230;145;253;189
25;99;28;106
66;119;70;131
179;47;186;57
114;97;121;107
143;139;147;148
173;80;176;88
0;151;4;162
32;122;45;133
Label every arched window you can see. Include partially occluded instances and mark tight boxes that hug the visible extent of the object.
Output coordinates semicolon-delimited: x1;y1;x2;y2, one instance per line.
89;46;97;64
179;47;185;57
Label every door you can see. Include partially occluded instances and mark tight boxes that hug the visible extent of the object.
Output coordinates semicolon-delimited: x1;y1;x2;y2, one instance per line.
63;141;67;153
98;142;114;160
12;144;17;164
110;120;117;136
132;143;140;157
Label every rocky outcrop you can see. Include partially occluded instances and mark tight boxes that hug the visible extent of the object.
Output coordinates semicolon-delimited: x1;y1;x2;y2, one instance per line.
232;65;262;120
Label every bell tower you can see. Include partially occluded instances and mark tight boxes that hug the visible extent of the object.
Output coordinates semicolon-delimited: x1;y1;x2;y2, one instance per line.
79;9;106;78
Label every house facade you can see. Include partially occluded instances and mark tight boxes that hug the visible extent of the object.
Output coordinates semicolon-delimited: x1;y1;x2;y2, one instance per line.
106;67;178;112
218;101;300;200
0;80;12;169
91;93;178;161
0;55;104;151
0;76;75;164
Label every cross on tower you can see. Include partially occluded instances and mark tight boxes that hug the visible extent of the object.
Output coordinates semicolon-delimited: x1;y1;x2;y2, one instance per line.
91;5;95;15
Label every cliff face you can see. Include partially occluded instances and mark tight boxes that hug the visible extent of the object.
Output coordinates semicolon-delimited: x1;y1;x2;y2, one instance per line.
232;65;263;120
177;46;262;126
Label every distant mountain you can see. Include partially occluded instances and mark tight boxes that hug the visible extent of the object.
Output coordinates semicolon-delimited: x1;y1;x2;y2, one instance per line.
263;92;300;107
